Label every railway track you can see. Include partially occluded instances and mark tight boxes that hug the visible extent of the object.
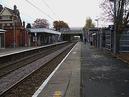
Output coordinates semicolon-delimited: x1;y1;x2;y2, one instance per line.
0;42;69;77
0;42;76;97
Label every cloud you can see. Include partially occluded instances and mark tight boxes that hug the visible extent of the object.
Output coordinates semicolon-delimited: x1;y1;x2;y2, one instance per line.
1;0;103;27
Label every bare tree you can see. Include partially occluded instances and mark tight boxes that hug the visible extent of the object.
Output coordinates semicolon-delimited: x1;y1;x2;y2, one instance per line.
100;0;114;22
100;0;129;25
101;0;129;53
33;18;49;28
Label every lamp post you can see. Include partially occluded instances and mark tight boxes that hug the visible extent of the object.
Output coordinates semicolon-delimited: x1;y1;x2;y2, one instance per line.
109;0;116;53
95;18;99;48
113;0;117;54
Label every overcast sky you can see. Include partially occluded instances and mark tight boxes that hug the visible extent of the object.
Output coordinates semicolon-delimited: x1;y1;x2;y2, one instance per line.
0;0;108;27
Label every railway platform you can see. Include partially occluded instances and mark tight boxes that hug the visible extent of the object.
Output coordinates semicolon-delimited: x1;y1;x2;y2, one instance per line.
0;42;66;57
33;42;129;97
1;41;129;97
33;42;81;97
0;47;33;56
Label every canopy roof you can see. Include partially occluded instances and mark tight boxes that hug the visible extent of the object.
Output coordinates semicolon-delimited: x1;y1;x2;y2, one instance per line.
28;28;61;35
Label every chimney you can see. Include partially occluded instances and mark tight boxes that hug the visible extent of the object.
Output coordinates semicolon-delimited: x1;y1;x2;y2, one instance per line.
23;21;25;28
0;4;3;12
14;5;17;14
14;5;17;10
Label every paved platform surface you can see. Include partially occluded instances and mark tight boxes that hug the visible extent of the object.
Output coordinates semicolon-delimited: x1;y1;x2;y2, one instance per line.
81;43;129;97
36;42;81;97
0;42;66;57
33;42;129;97
0;47;33;56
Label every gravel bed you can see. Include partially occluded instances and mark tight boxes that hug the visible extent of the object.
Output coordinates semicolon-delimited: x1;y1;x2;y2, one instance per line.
0;43;68;77
1;43;75;97
0;43;74;96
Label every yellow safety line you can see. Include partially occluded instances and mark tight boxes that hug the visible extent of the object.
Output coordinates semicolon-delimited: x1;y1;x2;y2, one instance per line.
53;91;62;97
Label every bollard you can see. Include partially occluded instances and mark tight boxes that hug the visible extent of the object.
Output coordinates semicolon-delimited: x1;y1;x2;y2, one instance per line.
53;91;62;97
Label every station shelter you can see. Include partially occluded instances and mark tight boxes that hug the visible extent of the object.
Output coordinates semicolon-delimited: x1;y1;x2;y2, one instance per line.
27;28;61;46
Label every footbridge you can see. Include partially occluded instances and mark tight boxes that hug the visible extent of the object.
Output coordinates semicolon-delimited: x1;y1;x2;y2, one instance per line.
60;27;84;41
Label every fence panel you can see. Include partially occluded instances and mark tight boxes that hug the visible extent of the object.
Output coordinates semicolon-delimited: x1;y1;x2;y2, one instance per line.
120;31;129;52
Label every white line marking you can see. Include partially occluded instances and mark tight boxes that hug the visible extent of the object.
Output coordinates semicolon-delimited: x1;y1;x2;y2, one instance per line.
32;43;78;97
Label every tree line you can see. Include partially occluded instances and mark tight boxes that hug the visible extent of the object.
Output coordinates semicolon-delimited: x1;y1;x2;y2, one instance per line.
26;18;69;32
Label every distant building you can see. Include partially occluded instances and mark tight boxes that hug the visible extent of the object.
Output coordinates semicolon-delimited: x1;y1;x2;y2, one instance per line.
27;28;61;46
0;5;28;47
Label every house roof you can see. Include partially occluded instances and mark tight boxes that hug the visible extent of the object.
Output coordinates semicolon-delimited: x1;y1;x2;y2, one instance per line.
0;7;13;16
28;28;61;35
0;6;22;26
5;7;14;14
0;6;20;16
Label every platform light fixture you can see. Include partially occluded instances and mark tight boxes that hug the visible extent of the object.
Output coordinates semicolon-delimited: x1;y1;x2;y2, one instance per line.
95;19;99;28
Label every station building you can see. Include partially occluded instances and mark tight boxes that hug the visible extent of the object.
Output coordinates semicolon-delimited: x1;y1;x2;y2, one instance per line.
0;5;61;48
0;5;28;47
27;28;61;46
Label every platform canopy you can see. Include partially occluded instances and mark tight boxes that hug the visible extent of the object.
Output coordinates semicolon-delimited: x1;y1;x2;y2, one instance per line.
28;28;61;35
0;29;6;33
